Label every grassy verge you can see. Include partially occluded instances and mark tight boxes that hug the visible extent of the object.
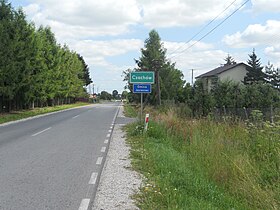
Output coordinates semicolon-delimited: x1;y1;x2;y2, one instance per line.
124;105;280;209
123;103;138;118
0;102;90;124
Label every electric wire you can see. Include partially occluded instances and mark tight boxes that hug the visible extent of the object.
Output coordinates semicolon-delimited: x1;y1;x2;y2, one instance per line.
168;0;250;60
168;0;239;56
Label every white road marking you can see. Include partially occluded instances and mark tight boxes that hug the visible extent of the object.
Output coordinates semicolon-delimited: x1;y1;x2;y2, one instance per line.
106;133;110;138
31;127;52;137
110;126;113;129
104;139;109;144
89;172;98;185
78;199;90;210
72;115;80;119
101;147;106;153
96;157;103;165
108;129;112;133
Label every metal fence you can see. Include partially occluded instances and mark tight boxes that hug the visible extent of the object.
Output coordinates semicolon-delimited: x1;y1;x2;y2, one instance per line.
212;106;280;123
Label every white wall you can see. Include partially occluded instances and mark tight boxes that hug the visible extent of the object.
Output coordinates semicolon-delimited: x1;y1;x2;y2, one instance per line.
218;64;247;83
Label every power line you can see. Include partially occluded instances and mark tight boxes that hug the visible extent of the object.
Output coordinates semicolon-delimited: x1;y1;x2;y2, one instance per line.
169;0;250;60
168;0;239;56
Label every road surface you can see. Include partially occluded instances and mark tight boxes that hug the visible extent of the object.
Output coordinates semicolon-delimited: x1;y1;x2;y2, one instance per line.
0;102;120;210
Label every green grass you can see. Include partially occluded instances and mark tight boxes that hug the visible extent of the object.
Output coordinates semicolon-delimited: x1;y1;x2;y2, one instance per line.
123;103;138;118
125;110;280;209
0;102;90;124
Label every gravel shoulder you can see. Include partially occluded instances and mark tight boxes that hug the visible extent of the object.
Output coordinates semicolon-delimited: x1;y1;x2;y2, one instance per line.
92;106;141;210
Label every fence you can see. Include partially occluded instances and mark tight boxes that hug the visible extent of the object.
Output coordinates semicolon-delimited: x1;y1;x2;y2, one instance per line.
212;106;280;123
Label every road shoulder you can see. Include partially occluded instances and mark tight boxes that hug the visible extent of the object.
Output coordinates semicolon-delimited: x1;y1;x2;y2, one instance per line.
93;106;141;210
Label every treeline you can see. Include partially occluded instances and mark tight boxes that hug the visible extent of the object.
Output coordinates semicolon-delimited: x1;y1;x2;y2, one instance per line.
0;0;92;112
124;30;280;117
184;79;280;117
182;51;280;117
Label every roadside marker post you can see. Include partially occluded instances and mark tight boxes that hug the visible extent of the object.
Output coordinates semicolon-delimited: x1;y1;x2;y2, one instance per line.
144;114;149;132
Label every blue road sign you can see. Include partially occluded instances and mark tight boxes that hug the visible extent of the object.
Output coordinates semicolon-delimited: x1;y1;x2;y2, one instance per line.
133;84;151;93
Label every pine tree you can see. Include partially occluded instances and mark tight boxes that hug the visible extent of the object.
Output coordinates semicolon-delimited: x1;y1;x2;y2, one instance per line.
244;49;265;85
134;29;185;105
77;54;92;86
0;0;16;111
265;62;280;90
224;54;236;66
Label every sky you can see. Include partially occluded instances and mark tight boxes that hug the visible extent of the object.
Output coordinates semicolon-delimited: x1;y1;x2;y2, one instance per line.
9;0;280;94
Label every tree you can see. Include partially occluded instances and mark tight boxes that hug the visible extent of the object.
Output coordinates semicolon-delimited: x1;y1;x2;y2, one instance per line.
0;0;17;111
190;79;213;116
0;0;90;112
100;91;112;100
244;49;265;85
137;29;167;105
121;90;128;100
77;54;92;86
211;80;243;108
224;54;236;66
128;29;185;105
265;62;280;90
112;90;118;99
243;83;279;108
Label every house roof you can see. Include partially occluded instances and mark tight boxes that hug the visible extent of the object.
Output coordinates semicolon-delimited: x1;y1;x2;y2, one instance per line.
196;62;249;79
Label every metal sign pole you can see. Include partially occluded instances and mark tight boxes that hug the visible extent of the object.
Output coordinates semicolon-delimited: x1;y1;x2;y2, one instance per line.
140;93;143;122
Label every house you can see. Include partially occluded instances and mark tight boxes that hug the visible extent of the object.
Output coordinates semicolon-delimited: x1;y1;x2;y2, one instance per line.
195;62;249;92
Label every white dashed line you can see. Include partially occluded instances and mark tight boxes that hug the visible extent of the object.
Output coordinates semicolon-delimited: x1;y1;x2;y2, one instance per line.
101;147;106;153
89;172;98;185
31;127;52;137
108;129;112;133
72;115;80;119
78;199;90;210
110;126;113;129
96;157;103;165
106;133;110;138
104;139;109;144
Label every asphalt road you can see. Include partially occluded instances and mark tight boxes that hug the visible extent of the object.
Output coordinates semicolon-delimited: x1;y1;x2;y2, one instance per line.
0;102;120;210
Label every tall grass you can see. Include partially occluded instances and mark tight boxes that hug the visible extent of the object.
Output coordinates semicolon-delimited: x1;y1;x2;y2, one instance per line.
126;108;280;209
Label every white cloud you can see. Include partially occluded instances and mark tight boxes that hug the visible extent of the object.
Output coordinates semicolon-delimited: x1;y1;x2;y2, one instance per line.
23;0;141;39
64;39;142;92
251;0;280;13
140;0;244;28
29;0;141;27
164;41;247;82
23;0;248;40
69;39;143;58
264;45;280;67
165;41;214;56
19;0;279;90
223;20;280;48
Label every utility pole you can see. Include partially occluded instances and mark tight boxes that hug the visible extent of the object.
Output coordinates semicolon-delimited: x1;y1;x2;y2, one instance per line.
153;59;162;106
88;84;91;94
192;69;194;86
156;69;161;106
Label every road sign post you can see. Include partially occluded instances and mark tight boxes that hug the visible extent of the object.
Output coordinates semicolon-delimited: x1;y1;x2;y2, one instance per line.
133;84;151;93
130;72;155;84
129;72;154;122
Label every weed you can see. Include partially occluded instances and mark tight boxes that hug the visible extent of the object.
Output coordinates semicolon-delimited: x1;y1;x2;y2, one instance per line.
126;108;280;209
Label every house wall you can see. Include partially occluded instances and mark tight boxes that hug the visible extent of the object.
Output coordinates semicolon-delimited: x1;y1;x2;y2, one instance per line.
201;76;216;92
198;64;248;92
218;64;247;83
